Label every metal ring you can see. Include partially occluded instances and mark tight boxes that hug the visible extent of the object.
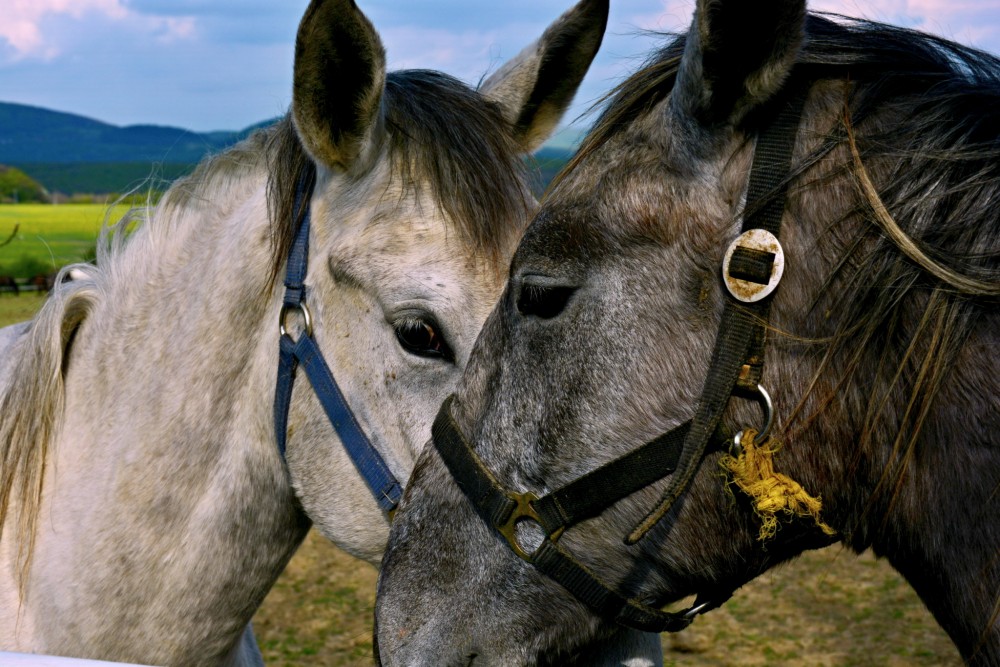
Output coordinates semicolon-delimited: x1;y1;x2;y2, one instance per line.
279;302;313;339
682;599;712;620
754;384;774;443
733;384;774;452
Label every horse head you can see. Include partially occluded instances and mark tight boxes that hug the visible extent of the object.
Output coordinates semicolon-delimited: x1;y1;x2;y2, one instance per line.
376;0;1000;664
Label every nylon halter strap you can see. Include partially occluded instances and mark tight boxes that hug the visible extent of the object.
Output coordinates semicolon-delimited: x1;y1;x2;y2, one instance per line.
273;175;403;514
432;82;809;633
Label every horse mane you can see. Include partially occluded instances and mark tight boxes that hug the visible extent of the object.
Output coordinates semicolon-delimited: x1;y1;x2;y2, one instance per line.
0;270;100;590
0;127;279;592
560;15;1000;515
267;69;533;288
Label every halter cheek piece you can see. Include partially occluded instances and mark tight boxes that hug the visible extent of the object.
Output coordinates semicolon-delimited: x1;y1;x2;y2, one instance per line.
273;176;403;514
432;82;809;633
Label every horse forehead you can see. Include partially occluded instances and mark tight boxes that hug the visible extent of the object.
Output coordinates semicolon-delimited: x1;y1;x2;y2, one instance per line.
531;170;737;260
530;130;752;259
338;216;494;298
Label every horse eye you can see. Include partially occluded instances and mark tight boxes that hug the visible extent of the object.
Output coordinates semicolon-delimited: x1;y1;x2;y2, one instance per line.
393;318;453;361
516;283;576;319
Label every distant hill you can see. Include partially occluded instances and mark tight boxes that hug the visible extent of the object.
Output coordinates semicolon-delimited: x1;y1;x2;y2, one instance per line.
0;101;273;164
0;102;280;195
0;101;576;196
526;147;573;194
18;163;196;198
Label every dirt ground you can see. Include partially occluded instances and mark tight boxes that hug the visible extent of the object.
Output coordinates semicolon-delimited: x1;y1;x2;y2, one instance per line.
253;531;961;666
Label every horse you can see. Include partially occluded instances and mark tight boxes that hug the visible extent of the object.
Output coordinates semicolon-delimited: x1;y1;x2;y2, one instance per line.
0;276;19;297
375;1;1000;665
0;0;639;664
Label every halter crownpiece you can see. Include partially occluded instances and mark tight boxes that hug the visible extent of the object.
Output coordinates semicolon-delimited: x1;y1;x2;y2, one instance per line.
273;174;403;513
433;80;825;633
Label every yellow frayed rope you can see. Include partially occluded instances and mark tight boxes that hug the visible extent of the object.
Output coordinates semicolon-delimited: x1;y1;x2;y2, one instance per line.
719;429;836;541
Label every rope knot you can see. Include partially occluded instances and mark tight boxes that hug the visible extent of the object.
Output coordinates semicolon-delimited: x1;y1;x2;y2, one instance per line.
719;429;836;541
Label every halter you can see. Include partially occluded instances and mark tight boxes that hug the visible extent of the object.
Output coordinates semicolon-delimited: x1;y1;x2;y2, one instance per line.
273;176;403;513
432;82;810;632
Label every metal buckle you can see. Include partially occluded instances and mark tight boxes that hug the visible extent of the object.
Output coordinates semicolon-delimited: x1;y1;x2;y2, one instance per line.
722;229;785;302
279;302;313;339
497;492;564;563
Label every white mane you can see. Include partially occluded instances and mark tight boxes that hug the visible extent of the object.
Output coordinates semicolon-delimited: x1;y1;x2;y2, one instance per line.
0;129;275;591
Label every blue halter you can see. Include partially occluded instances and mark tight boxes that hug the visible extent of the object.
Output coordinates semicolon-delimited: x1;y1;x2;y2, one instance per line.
273;176;403;513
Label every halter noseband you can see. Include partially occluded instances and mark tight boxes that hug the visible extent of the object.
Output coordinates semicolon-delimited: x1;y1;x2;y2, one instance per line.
432;82;810;632
273;177;403;513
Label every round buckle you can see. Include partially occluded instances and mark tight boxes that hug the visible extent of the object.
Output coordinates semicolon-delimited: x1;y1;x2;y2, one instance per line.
722;229;785;303
279;302;313;339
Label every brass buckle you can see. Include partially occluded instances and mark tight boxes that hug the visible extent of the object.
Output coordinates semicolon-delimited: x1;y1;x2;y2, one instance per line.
497;492;564;563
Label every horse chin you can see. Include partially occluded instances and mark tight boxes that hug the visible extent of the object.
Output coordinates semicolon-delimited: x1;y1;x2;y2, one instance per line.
372;622;617;667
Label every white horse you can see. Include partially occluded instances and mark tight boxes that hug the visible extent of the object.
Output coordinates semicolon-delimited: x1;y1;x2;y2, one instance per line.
0;0;656;665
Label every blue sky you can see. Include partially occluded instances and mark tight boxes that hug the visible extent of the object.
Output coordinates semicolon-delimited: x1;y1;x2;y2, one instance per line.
2;0;999;138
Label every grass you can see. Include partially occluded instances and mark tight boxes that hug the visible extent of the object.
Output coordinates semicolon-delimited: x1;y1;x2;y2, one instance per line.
0;203;130;277
254;533;960;667
0;291;47;327
0;296;963;666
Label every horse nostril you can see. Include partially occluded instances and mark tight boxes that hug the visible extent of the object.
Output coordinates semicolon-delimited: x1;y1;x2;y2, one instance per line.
516;283;576;319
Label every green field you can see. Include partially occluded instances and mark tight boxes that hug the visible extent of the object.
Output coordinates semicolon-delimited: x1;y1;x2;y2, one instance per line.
0;203;130;278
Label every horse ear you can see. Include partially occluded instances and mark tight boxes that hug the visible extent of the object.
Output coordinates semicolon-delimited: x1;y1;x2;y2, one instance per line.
479;0;609;153
672;0;806;128
292;0;386;172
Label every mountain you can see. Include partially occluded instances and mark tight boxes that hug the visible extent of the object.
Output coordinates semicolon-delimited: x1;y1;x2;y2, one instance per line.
543;126;586;151
0;101;274;164
0;101;576;196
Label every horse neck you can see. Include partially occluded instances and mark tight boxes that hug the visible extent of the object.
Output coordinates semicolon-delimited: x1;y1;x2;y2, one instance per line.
872;312;1000;663
8;167;310;663
773;196;1000;662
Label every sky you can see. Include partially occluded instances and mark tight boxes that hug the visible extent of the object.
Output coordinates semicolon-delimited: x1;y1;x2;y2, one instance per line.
2;0;999;139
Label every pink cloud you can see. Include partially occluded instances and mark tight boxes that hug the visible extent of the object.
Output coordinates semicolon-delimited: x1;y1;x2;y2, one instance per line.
625;0;695;33
0;0;126;58
380;26;500;78
0;0;195;61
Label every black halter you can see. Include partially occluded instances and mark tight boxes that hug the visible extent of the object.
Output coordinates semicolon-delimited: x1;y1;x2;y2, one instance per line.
273;175;403;514
432;82;810;632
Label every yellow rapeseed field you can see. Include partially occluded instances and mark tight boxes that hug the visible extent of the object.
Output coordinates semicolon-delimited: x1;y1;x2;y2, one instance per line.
0;203;130;277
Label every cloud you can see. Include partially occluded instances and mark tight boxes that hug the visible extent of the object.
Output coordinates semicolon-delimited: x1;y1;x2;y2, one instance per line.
620;0;998;53
2;0;997;134
625;0;695;33
0;0;194;61
1;0;126;58
811;0;997;49
381;26;501;80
